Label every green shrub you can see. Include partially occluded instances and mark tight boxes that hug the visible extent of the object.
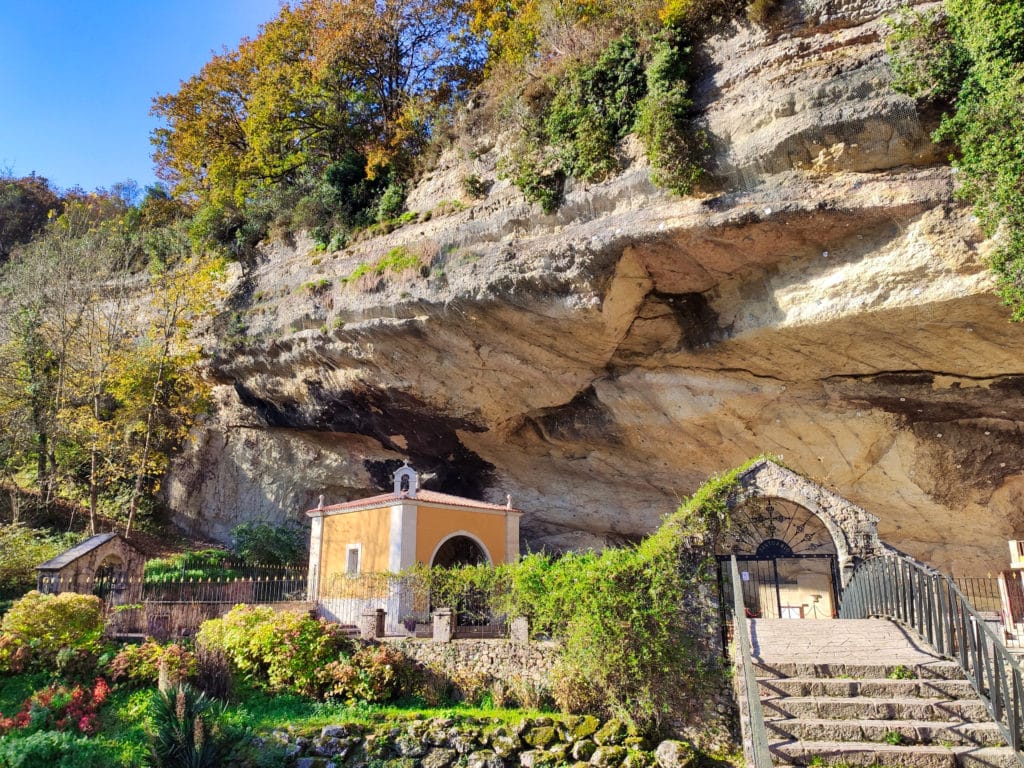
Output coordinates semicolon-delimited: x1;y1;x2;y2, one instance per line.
301;278;332;294
375;246;422;276
323;644;408;705
545;35;648;183
886;0;1024;318
635;31;705;195
461;174;487;198
376;181;406;223
144;550;240;582
0;525;80;597
0;729;110;768
500;148;565;214
230;523;305;567
0;592;104;674
196;605;351;697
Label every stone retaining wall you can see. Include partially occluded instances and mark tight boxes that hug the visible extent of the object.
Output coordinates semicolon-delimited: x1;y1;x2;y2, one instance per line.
384;637;559;688
268;713;698;768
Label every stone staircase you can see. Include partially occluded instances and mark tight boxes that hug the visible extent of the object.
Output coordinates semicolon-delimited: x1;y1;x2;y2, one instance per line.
748;619;1018;767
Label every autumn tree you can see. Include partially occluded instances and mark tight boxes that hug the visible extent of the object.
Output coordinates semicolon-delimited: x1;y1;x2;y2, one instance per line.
151;0;484;230
117;257;224;538
0;200;118;500
0;173;61;260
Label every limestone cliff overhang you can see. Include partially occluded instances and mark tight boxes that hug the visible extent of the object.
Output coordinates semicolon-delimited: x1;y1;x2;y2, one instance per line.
733;459;882;585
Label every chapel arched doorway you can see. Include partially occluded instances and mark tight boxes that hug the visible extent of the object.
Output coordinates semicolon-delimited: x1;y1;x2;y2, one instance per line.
718;496;841;620
430;534;490;569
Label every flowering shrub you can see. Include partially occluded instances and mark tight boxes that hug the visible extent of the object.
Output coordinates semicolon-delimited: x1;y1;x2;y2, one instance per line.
106;641;197;689
323;644;405;704
0;678;109;736
0;592;104;674
196;605;351;697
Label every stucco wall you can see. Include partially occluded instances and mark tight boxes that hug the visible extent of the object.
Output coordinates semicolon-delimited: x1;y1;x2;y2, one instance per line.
415;506;508;565
321;506;392;580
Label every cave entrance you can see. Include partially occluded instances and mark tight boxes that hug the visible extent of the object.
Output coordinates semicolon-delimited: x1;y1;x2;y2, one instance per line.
717;496;841;620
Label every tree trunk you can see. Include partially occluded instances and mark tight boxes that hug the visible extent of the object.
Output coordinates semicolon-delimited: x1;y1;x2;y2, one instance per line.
125;354;166;540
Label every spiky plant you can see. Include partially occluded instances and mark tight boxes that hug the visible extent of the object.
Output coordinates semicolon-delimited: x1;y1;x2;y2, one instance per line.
147;683;239;768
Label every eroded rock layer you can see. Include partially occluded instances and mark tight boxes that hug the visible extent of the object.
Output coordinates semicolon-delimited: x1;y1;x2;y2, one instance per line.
168;0;1024;575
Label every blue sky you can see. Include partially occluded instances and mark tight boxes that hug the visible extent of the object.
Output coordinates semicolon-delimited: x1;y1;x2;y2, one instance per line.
0;1;283;193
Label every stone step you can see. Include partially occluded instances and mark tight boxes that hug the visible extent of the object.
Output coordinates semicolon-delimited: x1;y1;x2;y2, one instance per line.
759;677;979;700
762;696;990;722
765;718;1005;747
755;661;966;680
770;740;1018;768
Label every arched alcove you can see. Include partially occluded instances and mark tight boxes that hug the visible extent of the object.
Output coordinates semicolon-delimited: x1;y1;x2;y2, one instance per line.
430;533;491;568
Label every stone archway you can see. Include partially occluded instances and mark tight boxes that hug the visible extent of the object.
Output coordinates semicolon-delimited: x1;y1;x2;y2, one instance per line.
730;460;882;587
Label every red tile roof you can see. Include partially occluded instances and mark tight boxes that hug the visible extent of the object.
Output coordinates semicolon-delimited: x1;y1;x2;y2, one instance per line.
307;489;519;516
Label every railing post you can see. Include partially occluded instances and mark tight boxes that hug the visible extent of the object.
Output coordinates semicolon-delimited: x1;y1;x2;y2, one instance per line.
729;555;772;768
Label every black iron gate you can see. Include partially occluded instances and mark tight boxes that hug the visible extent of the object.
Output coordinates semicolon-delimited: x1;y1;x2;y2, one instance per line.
718;553;841;621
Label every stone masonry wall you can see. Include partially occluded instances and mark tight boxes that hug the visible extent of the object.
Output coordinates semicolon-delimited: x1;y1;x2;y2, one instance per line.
384;638;559;688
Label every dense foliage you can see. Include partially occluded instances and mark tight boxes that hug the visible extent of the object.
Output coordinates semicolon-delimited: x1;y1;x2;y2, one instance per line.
196;605;353;698
229;522;305;567
0;175;61;261
151;0;483;255
0;192;223;536
0;592;104;675
106;642;197;690
887;0;1024;318
0;525;80;598
143;550;242;582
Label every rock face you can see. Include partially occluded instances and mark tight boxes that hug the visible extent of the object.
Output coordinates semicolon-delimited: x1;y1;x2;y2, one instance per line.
167;0;1024;575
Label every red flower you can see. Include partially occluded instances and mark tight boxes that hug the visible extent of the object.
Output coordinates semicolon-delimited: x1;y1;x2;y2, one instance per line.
78;714;96;734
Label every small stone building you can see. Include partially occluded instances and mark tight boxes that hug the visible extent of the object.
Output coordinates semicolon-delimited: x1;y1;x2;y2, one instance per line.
35;532;145;600
718;459;882;620
307;464;522;629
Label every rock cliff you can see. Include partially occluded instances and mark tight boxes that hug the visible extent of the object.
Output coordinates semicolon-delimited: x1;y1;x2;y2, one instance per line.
167;0;1024;575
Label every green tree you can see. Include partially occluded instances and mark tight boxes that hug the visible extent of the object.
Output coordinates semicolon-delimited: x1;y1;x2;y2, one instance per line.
114;257;224;538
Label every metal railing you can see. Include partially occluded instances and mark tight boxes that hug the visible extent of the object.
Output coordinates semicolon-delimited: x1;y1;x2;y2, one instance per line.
840;551;1024;761
953;576;1004;615
729;555;773;768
